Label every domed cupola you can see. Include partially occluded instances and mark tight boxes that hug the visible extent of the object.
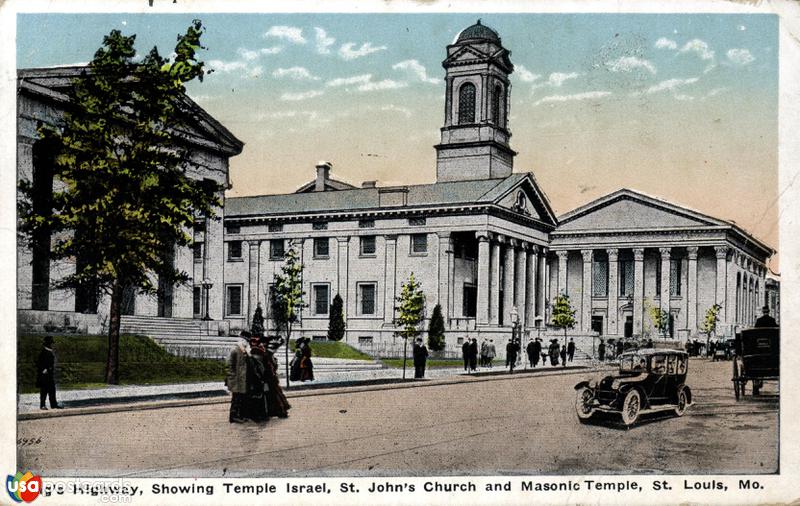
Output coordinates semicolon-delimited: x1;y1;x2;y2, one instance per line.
435;20;516;182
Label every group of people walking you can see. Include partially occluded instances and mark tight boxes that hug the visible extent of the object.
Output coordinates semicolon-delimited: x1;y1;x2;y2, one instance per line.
226;332;292;424
523;337;575;367
461;338;499;372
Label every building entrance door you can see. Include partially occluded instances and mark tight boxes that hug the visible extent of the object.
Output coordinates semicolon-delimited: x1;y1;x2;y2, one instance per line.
591;315;603;335
624;315;633;337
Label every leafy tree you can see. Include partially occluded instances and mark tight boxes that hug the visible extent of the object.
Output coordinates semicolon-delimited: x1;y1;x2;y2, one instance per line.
250;302;265;338
645;299;670;340
18;21;220;384
701;303;722;353
327;293;346;341
550;293;576;367
427;303;446;352
395;273;425;379
272;244;305;387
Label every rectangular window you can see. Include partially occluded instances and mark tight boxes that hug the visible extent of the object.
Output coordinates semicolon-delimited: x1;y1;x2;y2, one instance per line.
410;233;428;255
463;283;477;318
592;258;608;297
670;259;682;296
193;242;203;261
620;260;634;296
225;285;243;316
312;284;330;316
313;238;330;258
227;240;242;260
268;223;283;232
226;224;240;234
193;286;201;315
358;336;373;345
312;335;327;341
193;220;205;233
358;283;377;315
312;222;328;231
360;236;376;256
409;217;426;226
359;219;375;229
270;239;285;260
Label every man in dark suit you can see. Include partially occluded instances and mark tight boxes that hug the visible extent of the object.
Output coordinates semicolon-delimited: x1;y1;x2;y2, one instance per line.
36;336;62;410
755;306;778;327
413;338;429;379
462;340;470;371
567;338;576;362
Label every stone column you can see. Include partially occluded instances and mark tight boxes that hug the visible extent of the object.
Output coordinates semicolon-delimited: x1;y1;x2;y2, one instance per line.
556;250;568;296
687;247;698;336
526;246;538;328
715;246;728;325
659;248;671;314
515;242;527;328
384;235;398;325
581;249;593;333
476;232;490;325
247;240;261;327
607;249;619;335
633;248;645;336
538;249;548;324
337;237;350;319
504;239;517;326
437;232;452;324
727;251;738;328
490;236;502;325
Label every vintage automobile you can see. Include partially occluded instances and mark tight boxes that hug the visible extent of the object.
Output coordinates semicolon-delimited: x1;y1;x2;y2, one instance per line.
574;349;693;426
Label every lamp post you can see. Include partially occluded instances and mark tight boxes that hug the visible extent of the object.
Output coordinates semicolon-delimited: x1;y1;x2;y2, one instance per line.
201;278;213;321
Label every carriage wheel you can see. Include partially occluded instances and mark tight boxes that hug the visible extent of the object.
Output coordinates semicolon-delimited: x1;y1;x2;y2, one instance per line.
732;359;741;401
621;389;641;427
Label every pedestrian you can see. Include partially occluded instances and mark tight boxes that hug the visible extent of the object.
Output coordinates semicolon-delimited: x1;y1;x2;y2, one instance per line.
532;338;542;367
598;339;606;362
413;338;429;379
298;337;314;381
616;339;624;358
226;332;249;423
469;338;479;372
549;340;559;366
35;336;62;410
486;340;496;368
526;339;536;367
480;340;488;368
462;339;470;371
567;338;575;362
646;337;654;349
506;339;520;373
261;336;291;418
755;306;778;327
560;343;567;366
245;335;269;423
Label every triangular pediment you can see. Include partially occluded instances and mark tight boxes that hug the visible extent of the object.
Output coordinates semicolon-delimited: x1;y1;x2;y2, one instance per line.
444;46;489;65
557;189;727;232
483;173;558;226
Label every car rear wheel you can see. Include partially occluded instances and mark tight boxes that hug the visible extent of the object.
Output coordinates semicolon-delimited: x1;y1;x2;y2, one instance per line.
620;389;641;427
575;387;595;422
674;386;688;416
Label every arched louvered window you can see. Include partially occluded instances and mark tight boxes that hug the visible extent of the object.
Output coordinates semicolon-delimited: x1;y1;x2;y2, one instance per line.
492;84;503;125
458;82;476;124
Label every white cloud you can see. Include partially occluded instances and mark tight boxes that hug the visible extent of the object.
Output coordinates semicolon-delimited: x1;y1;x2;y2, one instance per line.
326;74;373;87
392;59;438;84
607;56;657;75
261;110;319;121
338;42;387;60
237;48;259;61
207;60;247;73
314;27;336;54
738;25;747;31
280;90;324;101
680;39;715;60
248;66;263;78
264;26;306;44
380;104;413;117
272;66;320;81
645;77;699;94
726;48;755;66
260;46;284;55
515;65;541;83
357;79;407;92
674;93;694;101
534;91;611;106
706;87;727;98
547;72;580;87
655;37;678;50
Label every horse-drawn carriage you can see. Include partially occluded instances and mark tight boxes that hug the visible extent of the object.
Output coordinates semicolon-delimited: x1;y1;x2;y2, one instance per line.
732;327;779;400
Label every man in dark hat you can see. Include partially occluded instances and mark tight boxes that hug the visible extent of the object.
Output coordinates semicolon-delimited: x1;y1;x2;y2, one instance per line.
462;339;470;371
469;338;479;372
567;338;576;363
598;339;606;362
755;306;778;327
413;338;429;379
36;336;62;410
226;332;249;423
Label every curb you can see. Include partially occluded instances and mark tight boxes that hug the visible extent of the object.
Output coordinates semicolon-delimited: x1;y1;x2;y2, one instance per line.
18;365;598;421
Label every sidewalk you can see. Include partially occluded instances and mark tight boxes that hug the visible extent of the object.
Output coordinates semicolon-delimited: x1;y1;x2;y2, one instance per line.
18;358;602;419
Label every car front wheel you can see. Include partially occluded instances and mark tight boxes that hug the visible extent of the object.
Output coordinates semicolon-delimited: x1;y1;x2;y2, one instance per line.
620;389;641;427
575;387;595;422
674;386;688;416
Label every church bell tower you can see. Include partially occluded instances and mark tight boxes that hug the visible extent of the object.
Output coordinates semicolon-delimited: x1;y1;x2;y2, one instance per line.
435;20;516;182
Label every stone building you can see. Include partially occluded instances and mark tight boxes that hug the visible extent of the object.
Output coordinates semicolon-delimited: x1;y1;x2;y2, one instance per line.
16;67;243;336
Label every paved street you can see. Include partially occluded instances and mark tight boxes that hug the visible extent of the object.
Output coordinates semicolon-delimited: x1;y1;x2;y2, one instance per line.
18;359;777;477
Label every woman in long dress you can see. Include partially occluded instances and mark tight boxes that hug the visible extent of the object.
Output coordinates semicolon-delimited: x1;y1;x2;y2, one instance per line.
245;336;269;422
262;336;291;418
298;337;314;382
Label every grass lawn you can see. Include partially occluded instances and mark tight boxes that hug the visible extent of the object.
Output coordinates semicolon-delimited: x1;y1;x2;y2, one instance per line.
379;358;506;368
17;334;226;393
288;339;372;360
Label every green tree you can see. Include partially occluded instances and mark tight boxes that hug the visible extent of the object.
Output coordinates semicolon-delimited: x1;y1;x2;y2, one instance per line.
18;21;220;384
327;293;346;341
550;293;577;367
272;244;305;387
250;302;265;338
427;303;446;352
395;273;426;379
645;299;670;340
701;303;722;354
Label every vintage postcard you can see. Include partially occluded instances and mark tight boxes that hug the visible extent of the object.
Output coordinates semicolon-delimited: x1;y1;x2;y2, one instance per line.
1;0;798;504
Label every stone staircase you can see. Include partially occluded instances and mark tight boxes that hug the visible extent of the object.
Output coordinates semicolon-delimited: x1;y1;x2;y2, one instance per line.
120;315;239;359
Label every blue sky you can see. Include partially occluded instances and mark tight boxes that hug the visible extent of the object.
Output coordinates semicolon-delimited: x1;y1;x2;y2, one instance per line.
17;13;779;264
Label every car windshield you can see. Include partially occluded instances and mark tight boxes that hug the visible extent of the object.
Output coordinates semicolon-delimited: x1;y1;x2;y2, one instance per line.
619;354;648;373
